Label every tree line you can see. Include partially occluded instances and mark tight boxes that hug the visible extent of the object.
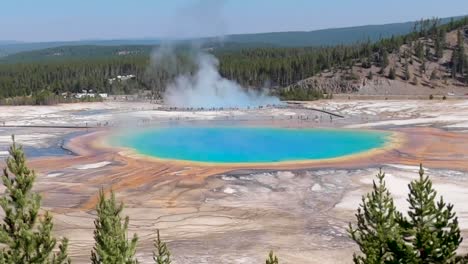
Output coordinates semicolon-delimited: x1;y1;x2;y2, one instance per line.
0;44;372;101
2;138;468;263
0;17;466;103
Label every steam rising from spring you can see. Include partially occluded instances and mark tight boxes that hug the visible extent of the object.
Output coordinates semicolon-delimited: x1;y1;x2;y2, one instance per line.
151;0;280;108
161;51;280;108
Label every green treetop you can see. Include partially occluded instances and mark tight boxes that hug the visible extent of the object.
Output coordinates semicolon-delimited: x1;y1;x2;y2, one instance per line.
91;189;138;264
348;169;411;264
265;250;279;264
350;165;463;263
0;136;69;264
397;165;462;263
153;229;171;264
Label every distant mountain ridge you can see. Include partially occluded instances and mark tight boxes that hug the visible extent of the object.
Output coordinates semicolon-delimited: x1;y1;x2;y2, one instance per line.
223;22;418;47
0;39;162;58
0;40;23;45
0;42;279;63
222;16;465;46
0;16;464;58
0;45;153;63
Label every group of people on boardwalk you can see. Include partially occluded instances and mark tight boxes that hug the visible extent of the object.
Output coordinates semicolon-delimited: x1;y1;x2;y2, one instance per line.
157;104;286;112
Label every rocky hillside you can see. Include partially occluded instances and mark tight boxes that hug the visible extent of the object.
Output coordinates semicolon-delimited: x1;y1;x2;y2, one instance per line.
288;25;468;97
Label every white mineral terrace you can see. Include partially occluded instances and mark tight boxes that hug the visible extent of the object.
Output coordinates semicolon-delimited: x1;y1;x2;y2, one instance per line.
1;99;468;263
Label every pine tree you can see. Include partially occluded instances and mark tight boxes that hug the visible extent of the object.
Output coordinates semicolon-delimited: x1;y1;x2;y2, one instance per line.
419;61;426;75
466;54;468;84
456;30;465;76
425;46;431;60
91;189;138;264
153;229;171;264
0;136;70;264
378;50;389;74
388;67;396;80
348;170;411;263
265;251;279;264
430;69;438;80
451;57;457;79
414;42;424;60
435;33;443;60
404;63;411;81
397;165;462;263
452;30;466;79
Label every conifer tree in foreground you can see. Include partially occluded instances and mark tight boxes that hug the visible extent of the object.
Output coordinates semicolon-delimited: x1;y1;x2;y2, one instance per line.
265;251;279;264
348;169;411;263
153;229;171;264
397;165;462;263
91;189;138;264
0;136;70;264
350;165;463;263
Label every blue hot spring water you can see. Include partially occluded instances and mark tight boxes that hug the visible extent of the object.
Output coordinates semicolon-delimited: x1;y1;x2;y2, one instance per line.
110;126;390;163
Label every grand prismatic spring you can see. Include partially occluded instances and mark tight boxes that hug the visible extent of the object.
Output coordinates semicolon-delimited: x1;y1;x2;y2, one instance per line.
110;126;391;163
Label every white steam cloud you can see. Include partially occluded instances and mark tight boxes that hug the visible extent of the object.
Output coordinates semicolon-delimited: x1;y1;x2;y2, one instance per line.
163;51;280;108
149;0;280;108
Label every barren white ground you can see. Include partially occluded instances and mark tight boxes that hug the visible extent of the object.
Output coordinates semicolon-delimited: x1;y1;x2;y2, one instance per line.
1;99;468;263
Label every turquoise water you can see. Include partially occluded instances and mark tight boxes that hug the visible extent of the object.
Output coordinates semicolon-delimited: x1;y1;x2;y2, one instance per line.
111;126;390;163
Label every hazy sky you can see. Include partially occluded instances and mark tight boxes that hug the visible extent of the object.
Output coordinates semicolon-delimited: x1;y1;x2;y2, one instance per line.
1;0;467;42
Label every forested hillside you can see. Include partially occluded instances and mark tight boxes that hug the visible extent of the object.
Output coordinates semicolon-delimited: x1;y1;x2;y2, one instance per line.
0;45;153;63
285;17;468;98
0;39;161;58
0;17;466;103
2;17;461;57
221;18;449;47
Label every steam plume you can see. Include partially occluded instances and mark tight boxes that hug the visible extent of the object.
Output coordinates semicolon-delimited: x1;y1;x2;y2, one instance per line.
162;51;280;108
150;0;280;108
